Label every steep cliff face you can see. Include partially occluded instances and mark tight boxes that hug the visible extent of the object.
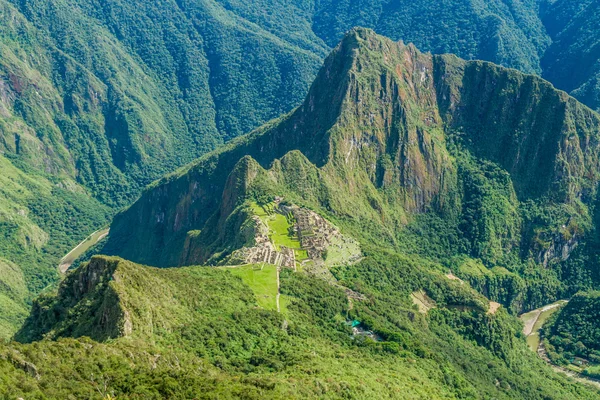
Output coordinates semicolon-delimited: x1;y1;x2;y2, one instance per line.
326;36;454;213
105;30;600;300
15;256;126;342
104;29;455;265
436;57;600;202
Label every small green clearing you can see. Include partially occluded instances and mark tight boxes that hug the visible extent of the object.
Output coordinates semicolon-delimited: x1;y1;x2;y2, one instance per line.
295;249;309;261
410;290;436;314
224;264;281;311
250;202;270;217
279;294;292;314
250;201;302;251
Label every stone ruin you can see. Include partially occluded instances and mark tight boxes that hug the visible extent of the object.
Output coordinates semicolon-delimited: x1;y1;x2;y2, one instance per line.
227;202;360;271
292;207;360;265
231;216;296;268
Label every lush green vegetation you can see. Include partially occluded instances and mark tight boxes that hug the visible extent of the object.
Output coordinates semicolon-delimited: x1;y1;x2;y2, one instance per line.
1;0;600;340
93;33;600;399
0;154;110;338
541;0;600;110
222;263;280;311
0;0;326;337
4;255;599;398
0;0;324;207
106;29;600;316
543;291;600;373
2;2;600;396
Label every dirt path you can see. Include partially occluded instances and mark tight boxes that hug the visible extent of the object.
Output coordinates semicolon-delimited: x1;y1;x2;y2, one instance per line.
59;228;109;273
276;265;281;313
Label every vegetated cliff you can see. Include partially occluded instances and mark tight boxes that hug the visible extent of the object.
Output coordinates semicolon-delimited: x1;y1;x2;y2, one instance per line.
2;0;600;339
15;255;263;344
104;29;600;312
0;0;323;336
15;256;126;343
0;0;325;207
1;0;597;210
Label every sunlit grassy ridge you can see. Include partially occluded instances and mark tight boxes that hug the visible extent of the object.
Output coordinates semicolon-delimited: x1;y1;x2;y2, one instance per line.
7;255;600;398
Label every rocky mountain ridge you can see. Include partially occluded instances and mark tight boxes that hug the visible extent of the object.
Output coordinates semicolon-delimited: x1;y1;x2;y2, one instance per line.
105;30;600;315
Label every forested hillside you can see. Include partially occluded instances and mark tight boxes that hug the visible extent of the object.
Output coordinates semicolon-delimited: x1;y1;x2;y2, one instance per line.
106;29;600;316
0;3;600;395
0;154;110;336
2;0;600;345
543;291;600;377
541;0;600;111
0;0;324;336
5;255;599;398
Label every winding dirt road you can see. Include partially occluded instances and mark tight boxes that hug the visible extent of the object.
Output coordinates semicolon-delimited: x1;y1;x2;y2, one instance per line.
521;301;567;336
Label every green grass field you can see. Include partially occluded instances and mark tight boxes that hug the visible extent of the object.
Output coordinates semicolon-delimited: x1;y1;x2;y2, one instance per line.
250;202;269;217
295;249;309;261
268;213;301;250
224;264;280;311
250;202;302;252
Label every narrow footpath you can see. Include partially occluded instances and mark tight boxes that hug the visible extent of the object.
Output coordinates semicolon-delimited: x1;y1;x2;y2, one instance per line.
276;265;281;313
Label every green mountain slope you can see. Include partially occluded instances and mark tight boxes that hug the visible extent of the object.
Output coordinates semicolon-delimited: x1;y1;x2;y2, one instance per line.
105;29;600;314
2;0;600;340
5;255;599;398
540;0;600;111
1;0;325;205
543;291;600;375
0;154;109;337
1;0;597;211
7;27;600;399
0;0;324;336
312;0;549;73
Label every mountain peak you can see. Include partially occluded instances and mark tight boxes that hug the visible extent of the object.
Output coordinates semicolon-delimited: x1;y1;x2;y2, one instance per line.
104;31;600;274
